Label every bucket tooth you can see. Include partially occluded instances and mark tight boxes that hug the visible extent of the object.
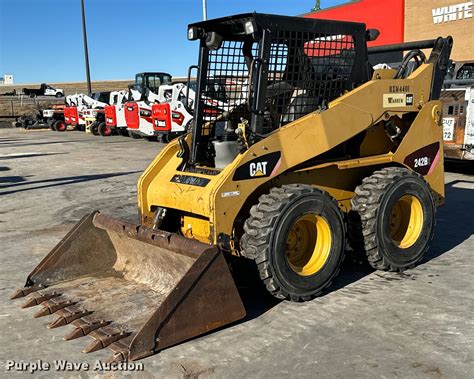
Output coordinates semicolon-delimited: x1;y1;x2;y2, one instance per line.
21;292;61;308
106;352;127;364
64;327;87;341
33;298;76;318
107;341;131;364
83;327;130;354
64;318;109;341
10;286;42;300
48;306;91;329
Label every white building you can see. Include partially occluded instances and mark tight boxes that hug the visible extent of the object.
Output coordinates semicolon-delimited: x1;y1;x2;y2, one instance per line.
1;74;14;85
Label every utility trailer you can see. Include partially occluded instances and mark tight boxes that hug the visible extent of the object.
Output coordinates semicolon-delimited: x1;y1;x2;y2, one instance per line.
440;61;474;161
10;94;81;131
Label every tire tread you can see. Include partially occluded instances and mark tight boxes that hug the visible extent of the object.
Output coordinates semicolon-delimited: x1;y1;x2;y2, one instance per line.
241;184;344;301
349;167;435;271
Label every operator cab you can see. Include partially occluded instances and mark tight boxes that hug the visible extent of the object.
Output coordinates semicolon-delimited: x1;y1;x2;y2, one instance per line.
185;13;371;168
130;72;172;99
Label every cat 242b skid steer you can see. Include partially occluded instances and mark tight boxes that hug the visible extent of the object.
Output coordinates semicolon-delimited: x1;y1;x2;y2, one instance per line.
12;13;452;362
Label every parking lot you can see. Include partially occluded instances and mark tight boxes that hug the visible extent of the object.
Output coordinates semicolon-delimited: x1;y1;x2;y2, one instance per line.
1;127;473;378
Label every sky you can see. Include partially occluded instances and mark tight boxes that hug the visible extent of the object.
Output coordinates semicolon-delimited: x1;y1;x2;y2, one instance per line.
0;0;348;84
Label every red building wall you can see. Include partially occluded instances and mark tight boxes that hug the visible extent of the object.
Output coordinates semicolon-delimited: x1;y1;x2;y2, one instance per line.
305;0;405;47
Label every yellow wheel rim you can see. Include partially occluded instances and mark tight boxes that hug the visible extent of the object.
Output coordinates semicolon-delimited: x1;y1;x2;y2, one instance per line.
286;214;332;276
389;194;424;249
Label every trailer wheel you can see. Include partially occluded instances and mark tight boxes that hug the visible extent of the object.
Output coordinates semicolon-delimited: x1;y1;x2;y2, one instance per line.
30;93;37;98
241;184;345;301
349;167;435;271
54;120;67;132
98;122;112;136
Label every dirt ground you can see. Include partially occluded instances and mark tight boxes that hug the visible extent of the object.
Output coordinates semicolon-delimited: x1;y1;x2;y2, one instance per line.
0;128;473;378
0;80;134;97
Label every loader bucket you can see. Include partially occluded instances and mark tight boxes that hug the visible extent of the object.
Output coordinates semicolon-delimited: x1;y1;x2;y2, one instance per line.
11;212;246;362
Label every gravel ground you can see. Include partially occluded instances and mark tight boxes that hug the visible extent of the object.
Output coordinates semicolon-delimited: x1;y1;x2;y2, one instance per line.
0;128;473;378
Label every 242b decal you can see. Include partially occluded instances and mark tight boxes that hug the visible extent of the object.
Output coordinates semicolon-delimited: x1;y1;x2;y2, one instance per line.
414;157;430;168
403;142;440;176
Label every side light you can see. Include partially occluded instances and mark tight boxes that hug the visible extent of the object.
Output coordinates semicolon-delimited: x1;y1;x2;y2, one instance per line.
245;21;255;35
188;27;200;41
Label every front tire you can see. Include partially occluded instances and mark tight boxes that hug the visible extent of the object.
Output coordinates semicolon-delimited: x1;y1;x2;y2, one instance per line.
349;167;435;271
90;122;100;135
241;184;345;301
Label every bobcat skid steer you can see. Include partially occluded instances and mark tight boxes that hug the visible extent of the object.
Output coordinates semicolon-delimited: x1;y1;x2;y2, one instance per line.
125;83;194;141
151;83;195;143
124;88;162;140
12;13;452;363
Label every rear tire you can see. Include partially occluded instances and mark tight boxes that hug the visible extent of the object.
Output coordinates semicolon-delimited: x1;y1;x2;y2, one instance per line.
54;120;66;132
128;131;141;139
241;184;345;301
349;167;435;271
98;122;112;136
118;128;129;137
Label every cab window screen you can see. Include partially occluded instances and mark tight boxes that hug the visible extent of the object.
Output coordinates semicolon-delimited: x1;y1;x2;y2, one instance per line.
266;32;356;129
201;40;258;134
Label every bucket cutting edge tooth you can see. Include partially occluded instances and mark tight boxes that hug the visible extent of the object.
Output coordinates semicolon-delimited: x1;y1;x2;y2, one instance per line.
21;292;61;308
82;328;131;354
33;300;76;318
10;286;42;300
105;351;128;364
64;319;110;341
48;309;92;329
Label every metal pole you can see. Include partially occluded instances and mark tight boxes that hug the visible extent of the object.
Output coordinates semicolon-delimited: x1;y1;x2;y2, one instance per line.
81;0;92;95
202;0;207;21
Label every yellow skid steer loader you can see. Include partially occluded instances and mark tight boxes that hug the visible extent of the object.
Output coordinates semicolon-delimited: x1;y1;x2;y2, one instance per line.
12;13;452;362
